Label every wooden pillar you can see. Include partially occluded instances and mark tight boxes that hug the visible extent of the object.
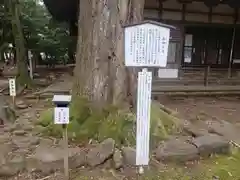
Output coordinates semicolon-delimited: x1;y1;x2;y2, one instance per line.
203;38;209;86
158;0;163;20
204;65;210;86
228;8;238;78
228;27;236;78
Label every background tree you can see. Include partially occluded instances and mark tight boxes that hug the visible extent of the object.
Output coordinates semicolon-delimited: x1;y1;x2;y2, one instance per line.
0;0;72;72
8;0;30;86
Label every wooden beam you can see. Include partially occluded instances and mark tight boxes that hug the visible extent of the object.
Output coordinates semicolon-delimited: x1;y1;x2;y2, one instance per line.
145;7;234;17
182;3;186;21
158;0;163;20
208;6;212;23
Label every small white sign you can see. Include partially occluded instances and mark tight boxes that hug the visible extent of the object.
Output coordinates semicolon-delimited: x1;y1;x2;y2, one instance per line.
9;78;16;96
136;69;152;166
158;68;178;78
54;107;69;124
124;22;170;67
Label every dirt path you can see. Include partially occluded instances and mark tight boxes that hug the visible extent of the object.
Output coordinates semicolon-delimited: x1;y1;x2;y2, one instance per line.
160;96;240;125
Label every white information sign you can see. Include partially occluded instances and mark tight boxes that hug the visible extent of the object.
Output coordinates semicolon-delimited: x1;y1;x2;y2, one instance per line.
54;107;69;124
124;23;170;67
136;68;152;166
9;78;16;96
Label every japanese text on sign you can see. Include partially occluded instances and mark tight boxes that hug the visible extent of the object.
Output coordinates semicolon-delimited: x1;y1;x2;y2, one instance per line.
124;23;170;67
9;78;16;96
136;69;152;166
54;107;69;124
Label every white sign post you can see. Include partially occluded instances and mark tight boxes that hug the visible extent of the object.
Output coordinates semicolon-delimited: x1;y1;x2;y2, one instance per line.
28;51;33;79
136;68;152;168
124;21;172;174
9;78;16;106
52;95;71;180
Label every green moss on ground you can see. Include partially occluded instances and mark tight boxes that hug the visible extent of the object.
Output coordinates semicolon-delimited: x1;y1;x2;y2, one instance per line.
37;97;179;146
137;148;240;180
73;149;240;180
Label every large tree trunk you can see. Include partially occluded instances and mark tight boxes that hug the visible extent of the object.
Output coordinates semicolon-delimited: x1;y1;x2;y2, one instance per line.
72;0;145;109
9;0;31;87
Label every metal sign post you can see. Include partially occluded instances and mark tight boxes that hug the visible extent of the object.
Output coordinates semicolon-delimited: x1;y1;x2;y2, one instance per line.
52;95;71;180
124;20;173;174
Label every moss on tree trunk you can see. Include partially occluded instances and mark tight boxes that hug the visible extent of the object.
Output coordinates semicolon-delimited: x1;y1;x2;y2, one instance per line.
73;0;145;109
8;0;31;87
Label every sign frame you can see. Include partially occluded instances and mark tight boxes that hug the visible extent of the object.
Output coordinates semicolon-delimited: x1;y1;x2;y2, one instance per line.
123;20;175;68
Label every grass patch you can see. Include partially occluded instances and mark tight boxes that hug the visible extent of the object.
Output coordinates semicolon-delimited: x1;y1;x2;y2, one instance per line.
73;150;240;179
139;149;240;180
37;97;179;146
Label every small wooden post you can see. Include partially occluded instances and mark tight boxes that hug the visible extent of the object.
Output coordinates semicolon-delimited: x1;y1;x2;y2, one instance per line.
204;65;210;86
63;124;69;180
12;96;15;110
52;95;71;180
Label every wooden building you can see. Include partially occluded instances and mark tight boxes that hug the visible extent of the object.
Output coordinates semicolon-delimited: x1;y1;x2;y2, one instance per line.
144;0;240;88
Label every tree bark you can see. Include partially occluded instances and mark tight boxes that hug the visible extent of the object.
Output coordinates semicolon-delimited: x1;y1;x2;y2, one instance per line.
72;0;145;109
9;0;31;87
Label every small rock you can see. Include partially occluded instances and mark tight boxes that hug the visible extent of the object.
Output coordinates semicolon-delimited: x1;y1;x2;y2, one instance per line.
27;147;86;175
0;97;16;123
9;154;26;171
0;133;11;143
206;120;240;145
70;149;87;168
155;139;199;163
0;154;26;177
191;134;230;157
0;166;19;177
23;125;34;131
183;121;208;137
0;144;12;165
86;138;115;167
113;148;123;169
12;136;40;150
16;100;28;109
13;130;27;136
38;138;53;147
122;147;136;166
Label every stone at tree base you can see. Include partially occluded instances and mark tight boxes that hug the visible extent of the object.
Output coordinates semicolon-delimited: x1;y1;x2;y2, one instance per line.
12;136;40;150
122;147;136;166
86;138;115;167
27;146;86;175
16;100;28;109
13;130;27;136
113;148;123;169
183;121;209;137
0;154;26;177
0;166;19;177
0;144;12;165
191;134;230;157
0;96;16;124
205;120;240;145
155;139;199;163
